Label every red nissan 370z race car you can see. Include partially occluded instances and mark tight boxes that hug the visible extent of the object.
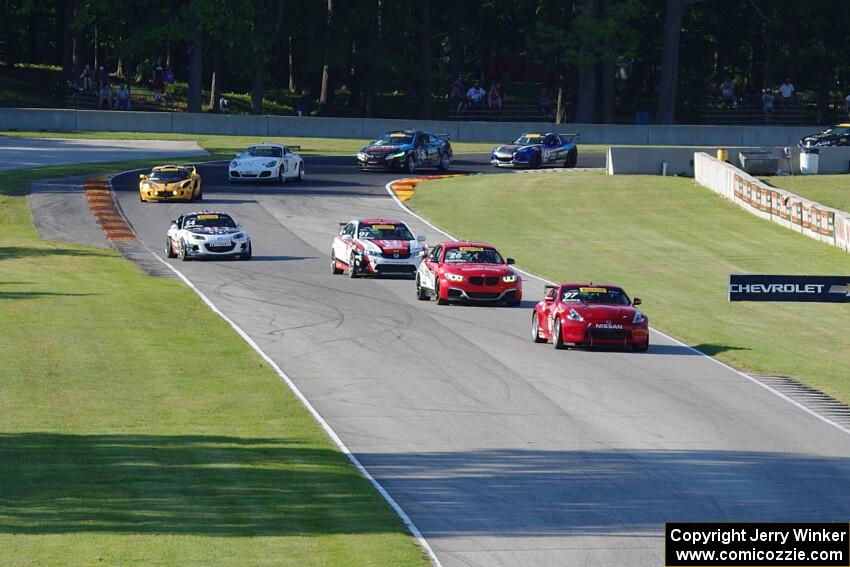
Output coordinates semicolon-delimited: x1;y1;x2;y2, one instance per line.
415;241;522;306
531;284;649;350
331;218;426;277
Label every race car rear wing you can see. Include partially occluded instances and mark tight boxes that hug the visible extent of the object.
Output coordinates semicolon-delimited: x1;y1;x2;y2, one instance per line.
435;133;451;141
559;133;580;142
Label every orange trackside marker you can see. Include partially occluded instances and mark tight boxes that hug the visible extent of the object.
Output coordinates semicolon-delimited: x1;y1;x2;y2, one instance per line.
388;174;466;202
83;176;136;241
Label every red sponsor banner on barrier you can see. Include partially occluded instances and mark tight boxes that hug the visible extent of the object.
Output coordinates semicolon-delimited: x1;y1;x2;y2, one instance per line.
811;207;835;237
758;187;770;212
734;174;745;200
790;200;803;227
770;190;782;216
801;202;812;229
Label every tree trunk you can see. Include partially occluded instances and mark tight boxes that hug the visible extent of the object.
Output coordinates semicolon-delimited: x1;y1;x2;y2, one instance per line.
209;46;221;111
59;0;74;80
29;4;38;64
655;0;685;124
71;0;81;70
817;55;832;124
288;35;296;92
417;0;431;119
187;7;203;113
523;0;538;84
319;0;335;114
602;61;615;123
449;0;460;77
574;0;599;123
3;0;15;66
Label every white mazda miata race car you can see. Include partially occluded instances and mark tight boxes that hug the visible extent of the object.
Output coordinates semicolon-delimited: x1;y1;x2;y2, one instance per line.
228;143;304;183
166;211;252;261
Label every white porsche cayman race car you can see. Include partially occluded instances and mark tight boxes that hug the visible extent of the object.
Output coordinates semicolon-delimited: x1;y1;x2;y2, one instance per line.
228;143;304;183
166;211;252;261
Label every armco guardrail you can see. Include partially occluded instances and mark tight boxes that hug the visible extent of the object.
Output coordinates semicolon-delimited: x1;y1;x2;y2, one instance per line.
0;107;821;146
694;152;850;252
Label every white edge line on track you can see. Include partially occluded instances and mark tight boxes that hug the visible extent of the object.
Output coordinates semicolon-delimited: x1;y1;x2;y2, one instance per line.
105;165;443;567
384;178;850;438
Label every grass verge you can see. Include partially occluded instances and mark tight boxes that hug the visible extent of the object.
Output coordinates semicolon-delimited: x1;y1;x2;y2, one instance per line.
763;174;850;213
406;171;850;404
1;129;610;155
0;159;427;566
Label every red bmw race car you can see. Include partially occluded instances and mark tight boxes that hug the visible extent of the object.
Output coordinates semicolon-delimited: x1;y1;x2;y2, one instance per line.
531;284;649;350
331;218;426;277
415;241;522;305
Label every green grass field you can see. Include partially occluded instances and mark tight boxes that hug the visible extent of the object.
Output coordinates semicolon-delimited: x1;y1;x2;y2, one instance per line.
0;159;428;566
763;174;850;213
407;172;850;404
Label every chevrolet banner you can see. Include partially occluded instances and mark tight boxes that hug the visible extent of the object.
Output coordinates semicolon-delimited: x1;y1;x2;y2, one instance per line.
729;274;850;302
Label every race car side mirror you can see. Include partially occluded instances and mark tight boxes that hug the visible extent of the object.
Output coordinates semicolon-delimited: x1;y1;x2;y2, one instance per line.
418;250;427;258
341;234;352;242
633;298;642;306
139;173;147;180
416;235;426;243
506;258;516;265
169;220;177;226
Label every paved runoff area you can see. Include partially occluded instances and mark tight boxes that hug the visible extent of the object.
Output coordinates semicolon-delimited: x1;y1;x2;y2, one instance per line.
0;136;206;170
25;143;850;567
105;155;850;567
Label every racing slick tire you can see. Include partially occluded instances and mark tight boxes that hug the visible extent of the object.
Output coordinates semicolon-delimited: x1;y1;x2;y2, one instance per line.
565;149;578;168
196;188;203;201
416;275;429;300
179;239;191;262
331;250;344;274
632;341;649;353
437;152;450;171
295;163;304;182
348;254;361;278
278;165;286;184
241;242;252;261
165;237;177;258
530;152;542;169
435;278;448;305
531;313;546;343
405;155;416;174
552;317;566;349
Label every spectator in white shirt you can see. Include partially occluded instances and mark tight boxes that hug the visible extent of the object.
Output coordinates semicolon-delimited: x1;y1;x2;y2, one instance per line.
778;79;795;104
466;81;486;108
845;93;850;117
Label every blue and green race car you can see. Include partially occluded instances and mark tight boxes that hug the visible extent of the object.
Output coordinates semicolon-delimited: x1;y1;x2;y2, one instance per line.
490;132;579;169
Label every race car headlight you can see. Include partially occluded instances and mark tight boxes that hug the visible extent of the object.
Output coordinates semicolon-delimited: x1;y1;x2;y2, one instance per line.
230;160;238;168
141;181;149;189
632;310;646;324
190;233;207;241
445;272;464;282
356;152;367;160
233;233;244;239
567;308;584;322
362;249;378;256
264;161;277;168
387;151;406;160
502;274;518;283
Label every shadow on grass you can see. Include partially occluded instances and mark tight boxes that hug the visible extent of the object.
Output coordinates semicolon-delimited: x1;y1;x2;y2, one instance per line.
0;246;109;261
0;433;406;537
645;343;750;356
0;291;96;300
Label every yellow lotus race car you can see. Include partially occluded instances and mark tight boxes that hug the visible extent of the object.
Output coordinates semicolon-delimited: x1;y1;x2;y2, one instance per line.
139;165;202;202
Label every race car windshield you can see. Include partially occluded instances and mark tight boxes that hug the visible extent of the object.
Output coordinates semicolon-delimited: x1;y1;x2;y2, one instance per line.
372;134;413;146
358;224;414;240
821;127;850;136
246;146;283;158
514;135;544;145
149;169;190;182
183;214;237;229
561;287;631;305
444;247;504;264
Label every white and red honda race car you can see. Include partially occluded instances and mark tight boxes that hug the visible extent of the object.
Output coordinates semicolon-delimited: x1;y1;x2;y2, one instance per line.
331;218;426;277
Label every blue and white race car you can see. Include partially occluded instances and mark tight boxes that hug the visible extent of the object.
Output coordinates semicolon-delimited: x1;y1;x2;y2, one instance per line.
490;133;579;169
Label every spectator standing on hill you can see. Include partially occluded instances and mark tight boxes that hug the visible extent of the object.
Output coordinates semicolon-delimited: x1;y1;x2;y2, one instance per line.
762;88;775;118
466;80;486;108
720;78;735;106
164;66;175;101
539;87;554;118
96;65;108;88
114;82;131;110
779;78;795;104
98;82;113;109
450;74;467;112
743;83;760;107
80;65;93;91
488;82;503;109
152;58;165;102
219;96;230;114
